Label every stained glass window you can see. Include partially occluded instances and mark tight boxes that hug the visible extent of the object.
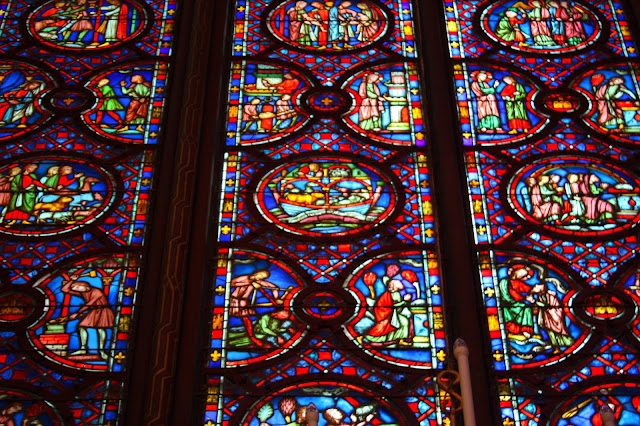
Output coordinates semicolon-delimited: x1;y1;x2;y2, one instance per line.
0;0;177;423
204;0;453;424
444;0;640;424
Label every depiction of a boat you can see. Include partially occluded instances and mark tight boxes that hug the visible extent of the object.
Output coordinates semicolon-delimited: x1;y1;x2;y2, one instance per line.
277;177;384;218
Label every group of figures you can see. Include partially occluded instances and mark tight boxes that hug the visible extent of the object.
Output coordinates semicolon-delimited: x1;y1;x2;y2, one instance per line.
85;70;153;135
239;65;303;137
511;162;640;233
259;160;393;237
349;260;430;349
270;0;385;51
0;67;50;134
0;161;109;232
489;0;596;50
225;256;303;353
469;70;539;134
497;261;578;360
31;0;144;49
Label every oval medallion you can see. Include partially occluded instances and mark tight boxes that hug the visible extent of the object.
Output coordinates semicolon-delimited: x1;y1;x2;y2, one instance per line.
480;0;601;54
0;61;54;141
0;157;116;236
508;156;640;237
243;382;405;426
212;250;306;367
29;254;140;371
572;63;640;145
28;0;146;51
344;251;445;369
255;158;397;237
267;1;388;52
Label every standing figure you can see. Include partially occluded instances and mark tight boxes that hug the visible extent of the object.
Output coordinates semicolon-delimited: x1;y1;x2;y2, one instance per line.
119;74;151;132
311;2;330;47
470;71;503;133
355;3;379;42
495;8;528;44
274;94;298;131
546;1;566;45
286;1;305;42
242;98;262;132
364;279;412;345
61;275;115;360
594;76;636;130
37;166;60;203
0;80;46;127
530;282;574;348
500;75;532;130
327;1;341;48
338;2;357;43
4;164;49;225
358;72;385;131
95;77;125;127
97;0;130;43
559;1;587;46
498;264;535;339
230;270;283;347
528;1;555;46
533;174;562;222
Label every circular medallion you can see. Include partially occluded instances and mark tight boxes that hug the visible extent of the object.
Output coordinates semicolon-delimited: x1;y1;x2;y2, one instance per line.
480;1;601;55
224;62;311;146
0;390;63;425
82;64;162;143
572;63;640;145
343;63;423;146
584;294;625;320
267;1;388;52
28;0;147;51
456;63;548;146
29;255;138;371
0;293;35;322
343;251;444;369
255;158;398;237
307;90;346;112
243;382;405;426
214;250;306;367
303;291;344;319
0;157;116;237
0;61;54;142
542;92;581;113
47;88;92;112
508;156;640;237
486;252;588;369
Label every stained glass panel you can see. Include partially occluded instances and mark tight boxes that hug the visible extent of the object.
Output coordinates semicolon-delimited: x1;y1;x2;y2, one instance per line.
206;0;451;424
0;0;177;423
444;0;640;424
